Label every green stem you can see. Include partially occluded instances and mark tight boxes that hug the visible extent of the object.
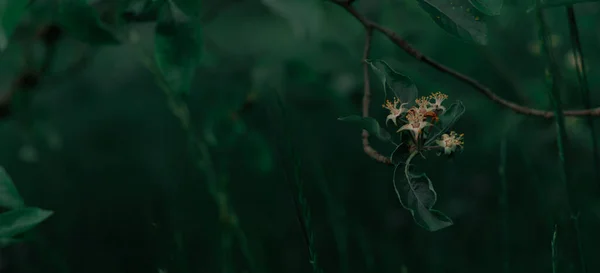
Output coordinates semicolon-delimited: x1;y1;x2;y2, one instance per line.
552;224;558;273
536;6;586;273
499;138;509;273
565;5;600;185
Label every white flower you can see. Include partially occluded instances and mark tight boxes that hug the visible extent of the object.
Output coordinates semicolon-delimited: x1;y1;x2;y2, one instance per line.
435;131;464;155
397;108;432;141
428;92;448;113
382;97;409;126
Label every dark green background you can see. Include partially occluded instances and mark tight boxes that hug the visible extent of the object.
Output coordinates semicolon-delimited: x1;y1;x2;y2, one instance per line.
1;0;600;273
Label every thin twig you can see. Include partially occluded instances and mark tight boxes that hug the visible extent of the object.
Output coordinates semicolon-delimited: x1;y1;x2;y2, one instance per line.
361;27;392;165
332;1;600;118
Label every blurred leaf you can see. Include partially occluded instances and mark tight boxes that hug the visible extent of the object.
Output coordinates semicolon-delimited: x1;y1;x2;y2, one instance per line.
0;167;25;210
425;101;466;146
154;0;202;96
0;237;21;248
261;0;324;39
366;59;418;104
393;154;453;231
58;0;120;44
0;0;29;52
338;115;392;142
416;0;488;45
469;0;503;16
0;207;53;238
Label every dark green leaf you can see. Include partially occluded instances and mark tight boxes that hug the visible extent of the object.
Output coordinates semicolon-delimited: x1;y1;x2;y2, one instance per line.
366;59;418;104
0;167;25;210
469;0;503;16
58;0;120;45
0;0;29;51
390;138;412;165
417;0;488;45
0;207;53;238
338;115;392;142
393;155;453;231
425;101;466;146
154;1;202;96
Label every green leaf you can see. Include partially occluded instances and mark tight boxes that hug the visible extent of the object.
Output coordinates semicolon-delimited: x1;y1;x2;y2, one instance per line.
0;0;29;52
425;101;466;146
338;115;392;142
261;0;324;39
416;0;488;45
366;59;418;105
0;167;25;210
154;1;202;96
469;0;503;16
0;207;53;238
58;0;120;45
0;237;21;248
393;153;453;231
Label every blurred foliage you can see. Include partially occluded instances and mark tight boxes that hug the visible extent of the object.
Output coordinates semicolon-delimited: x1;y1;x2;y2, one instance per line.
0;0;600;273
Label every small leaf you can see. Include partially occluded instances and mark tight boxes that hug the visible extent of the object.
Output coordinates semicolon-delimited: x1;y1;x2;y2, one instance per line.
154;0;202;96
393;155;453;231
390;139;412;165
0;0;29;52
0;167;25;210
366;59;418;104
417;0;488;45
58;0;120;45
0;237;21;248
338;115;392;142
469;0;503;16
425;101;466;146
0;207;53;238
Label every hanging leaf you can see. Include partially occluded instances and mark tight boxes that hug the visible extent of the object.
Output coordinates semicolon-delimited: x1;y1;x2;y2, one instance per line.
154;0;202;96
0;207;53;238
0;0;29;52
469;0;503;16
366;59;418;104
425;101;466;146
58;0;120;45
393;152;453;231
338;116;392;142
416;0;488;45
0;167;25;210
390;140;411;165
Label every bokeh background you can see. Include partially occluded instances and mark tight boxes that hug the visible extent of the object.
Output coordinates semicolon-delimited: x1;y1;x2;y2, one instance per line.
1;0;600;273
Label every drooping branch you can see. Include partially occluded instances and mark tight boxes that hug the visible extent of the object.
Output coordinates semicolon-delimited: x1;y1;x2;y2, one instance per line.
361;26;392;165
333;1;600;118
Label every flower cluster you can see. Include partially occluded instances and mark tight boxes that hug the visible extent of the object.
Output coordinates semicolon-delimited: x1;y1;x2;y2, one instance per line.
436;131;464;155
382;92;464;155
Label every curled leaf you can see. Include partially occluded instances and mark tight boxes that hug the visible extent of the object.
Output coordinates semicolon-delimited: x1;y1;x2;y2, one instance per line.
366;60;418;105
392;152;453;231
417;0;488;45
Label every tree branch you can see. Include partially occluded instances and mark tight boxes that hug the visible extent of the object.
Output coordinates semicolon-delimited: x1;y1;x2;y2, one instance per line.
361;26;392;165
333;1;600;118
